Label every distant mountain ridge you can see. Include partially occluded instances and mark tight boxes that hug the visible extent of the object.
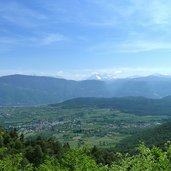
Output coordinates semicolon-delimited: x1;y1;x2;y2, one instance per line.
1;74;171;106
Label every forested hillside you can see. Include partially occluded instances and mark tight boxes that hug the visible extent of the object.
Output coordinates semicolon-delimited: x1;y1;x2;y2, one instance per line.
56;96;171;115
115;122;171;154
1;127;171;170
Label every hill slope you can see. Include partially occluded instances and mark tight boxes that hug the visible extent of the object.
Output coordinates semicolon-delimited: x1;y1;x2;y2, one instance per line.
56;96;171;115
114;122;171;154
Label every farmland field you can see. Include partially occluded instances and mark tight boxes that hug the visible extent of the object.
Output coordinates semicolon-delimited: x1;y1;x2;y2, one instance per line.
1;104;171;148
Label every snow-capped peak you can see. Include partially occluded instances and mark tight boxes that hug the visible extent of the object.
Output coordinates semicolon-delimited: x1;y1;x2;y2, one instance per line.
87;73;117;81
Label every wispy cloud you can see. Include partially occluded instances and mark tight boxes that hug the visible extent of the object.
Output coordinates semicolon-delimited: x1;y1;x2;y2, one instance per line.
117;40;171;53
141;0;171;26
62;67;171;80
0;1;47;27
1;67;171;80
0;33;67;50
88;0;171;29
0;36;24;52
37;0;119;28
1;0;171;73
39;33;66;46
85;0;171;54
1;0;171;30
90;39;171;54
0;37;20;44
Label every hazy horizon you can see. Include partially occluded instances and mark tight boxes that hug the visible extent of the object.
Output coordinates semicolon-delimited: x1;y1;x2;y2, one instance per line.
1;71;171;81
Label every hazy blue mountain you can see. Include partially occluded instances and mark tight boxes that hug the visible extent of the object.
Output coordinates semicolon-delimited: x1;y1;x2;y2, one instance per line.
1;74;171;106
0;75;106;106
108;75;171;98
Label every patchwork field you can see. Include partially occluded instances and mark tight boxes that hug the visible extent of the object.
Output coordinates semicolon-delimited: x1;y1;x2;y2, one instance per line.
1;104;171;148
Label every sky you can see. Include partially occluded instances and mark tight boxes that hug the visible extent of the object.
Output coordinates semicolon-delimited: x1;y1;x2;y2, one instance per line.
1;0;171;80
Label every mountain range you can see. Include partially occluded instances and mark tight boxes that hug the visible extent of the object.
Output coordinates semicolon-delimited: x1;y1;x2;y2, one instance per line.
1;74;171;106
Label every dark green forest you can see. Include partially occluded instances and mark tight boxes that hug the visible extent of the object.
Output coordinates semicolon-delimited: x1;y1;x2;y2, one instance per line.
57;96;171;115
1;123;171;170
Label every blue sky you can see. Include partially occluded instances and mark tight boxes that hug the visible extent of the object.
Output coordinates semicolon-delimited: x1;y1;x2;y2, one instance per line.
1;0;171;79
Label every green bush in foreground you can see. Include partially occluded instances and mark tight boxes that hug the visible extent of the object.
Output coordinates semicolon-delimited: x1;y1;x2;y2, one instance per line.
111;142;171;171
38;148;107;171
0;152;33;171
1;143;170;171
1;128;171;170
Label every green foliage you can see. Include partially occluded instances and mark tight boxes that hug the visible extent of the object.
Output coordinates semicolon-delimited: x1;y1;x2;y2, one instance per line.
91;146;117;165
60;148;105;171
0;153;33;171
0;129;68;167
2;143;171;171
36;158;63;171
1;128;171;170
38;148;107;171
111;143;171;171
25;145;43;166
